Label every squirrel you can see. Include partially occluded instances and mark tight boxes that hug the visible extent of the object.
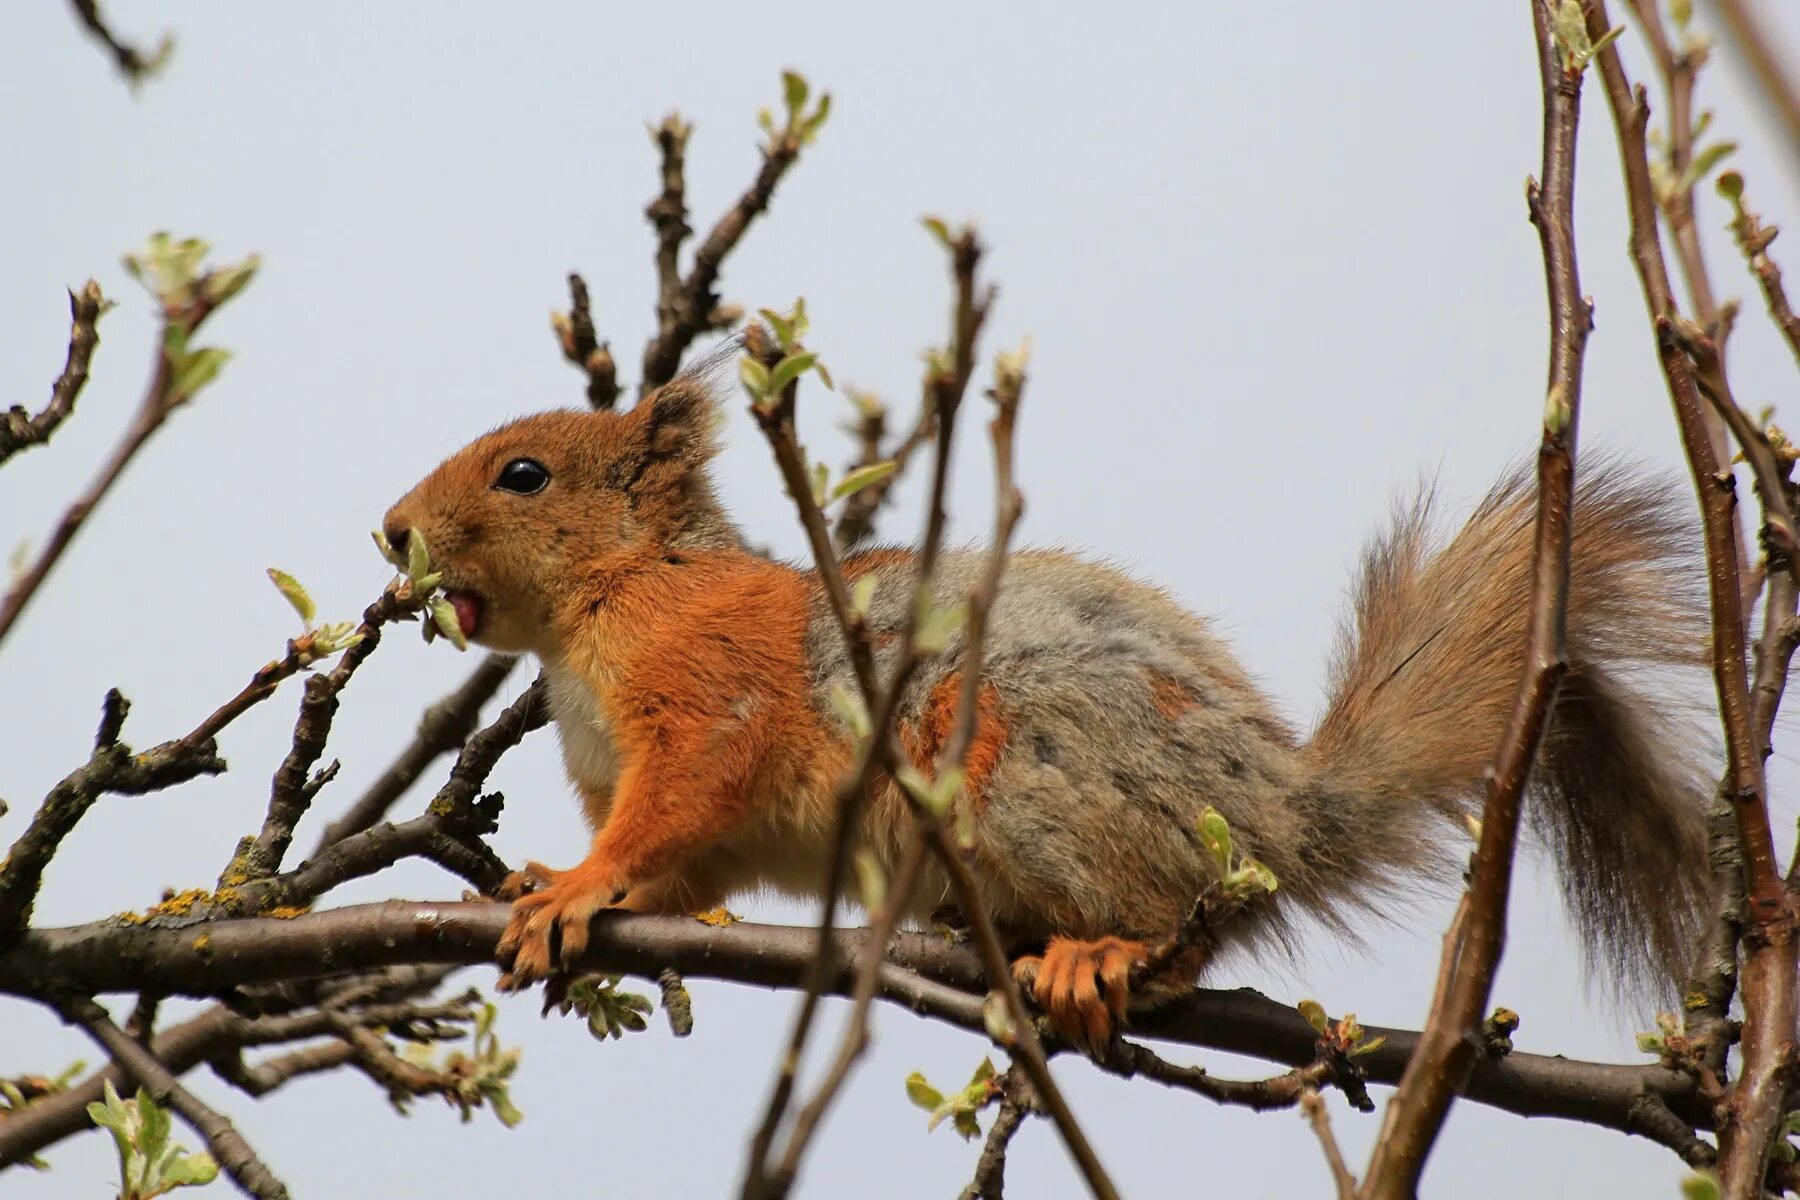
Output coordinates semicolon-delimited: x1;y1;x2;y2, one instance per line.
382;367;1712;1050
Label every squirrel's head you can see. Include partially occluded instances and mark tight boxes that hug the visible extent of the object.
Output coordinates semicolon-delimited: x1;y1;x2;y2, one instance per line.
381;379;735;655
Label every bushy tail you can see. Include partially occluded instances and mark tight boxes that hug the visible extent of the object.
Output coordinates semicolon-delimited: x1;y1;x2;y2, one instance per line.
1306;457;1712;999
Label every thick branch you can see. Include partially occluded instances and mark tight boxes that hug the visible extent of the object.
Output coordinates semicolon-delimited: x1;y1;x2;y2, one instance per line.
0;903;1731;1164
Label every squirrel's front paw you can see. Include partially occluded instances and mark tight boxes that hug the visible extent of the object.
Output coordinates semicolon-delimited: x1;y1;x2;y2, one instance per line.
1011;935;1147;1055
493;860;627;989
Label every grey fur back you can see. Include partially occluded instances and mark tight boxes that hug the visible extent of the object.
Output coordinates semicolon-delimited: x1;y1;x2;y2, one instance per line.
808;459;1713;1000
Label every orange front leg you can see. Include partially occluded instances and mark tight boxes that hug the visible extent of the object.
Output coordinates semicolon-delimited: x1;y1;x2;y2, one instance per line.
496;736;760;987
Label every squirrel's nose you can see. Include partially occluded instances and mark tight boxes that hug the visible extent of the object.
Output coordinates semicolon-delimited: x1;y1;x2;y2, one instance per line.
383;520;411;563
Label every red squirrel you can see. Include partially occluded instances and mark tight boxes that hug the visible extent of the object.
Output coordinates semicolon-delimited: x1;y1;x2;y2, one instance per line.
382;370;1711;1047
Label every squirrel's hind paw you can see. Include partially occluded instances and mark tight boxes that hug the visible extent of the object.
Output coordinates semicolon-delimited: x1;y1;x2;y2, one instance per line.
1012;936;1146;1054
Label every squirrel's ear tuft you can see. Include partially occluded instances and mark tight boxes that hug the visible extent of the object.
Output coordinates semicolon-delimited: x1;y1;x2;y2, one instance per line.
638;377;723;465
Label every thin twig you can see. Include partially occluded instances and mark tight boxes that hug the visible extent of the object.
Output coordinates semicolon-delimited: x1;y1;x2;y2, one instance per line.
1708;0;1800;191
0;282;106;467
0;691;225;943
1583;2;1799;1192
957;1065;1033;1200
0;284;226;647
59;996;290;1200
1362;7;1592;1191
762;837;927;1193
1720;176;1800;368
0;966;455;1167
833;388;936;554
67;0;170;86
231;584;444;884
639;90;817;394
1303;1089;1359;1200
309;653;517;855
551;275;620;411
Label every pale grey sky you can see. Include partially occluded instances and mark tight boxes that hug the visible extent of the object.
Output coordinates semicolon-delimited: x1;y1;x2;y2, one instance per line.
6;2;1800;1196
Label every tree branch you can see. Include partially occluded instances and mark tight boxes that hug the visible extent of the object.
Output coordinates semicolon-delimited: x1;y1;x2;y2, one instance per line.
59;996;290;1200
1361;6;1592;1191
1583;4;1800;1191
309;653;517;856
0;902;1741;1173
0;282;106;467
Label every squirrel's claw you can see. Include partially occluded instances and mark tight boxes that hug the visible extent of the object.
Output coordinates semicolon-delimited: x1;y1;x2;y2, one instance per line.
1012;935;1146;1055
493;860;624;988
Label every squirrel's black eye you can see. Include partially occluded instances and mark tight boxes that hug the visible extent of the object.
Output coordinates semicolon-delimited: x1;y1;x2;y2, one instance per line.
494;458;550;495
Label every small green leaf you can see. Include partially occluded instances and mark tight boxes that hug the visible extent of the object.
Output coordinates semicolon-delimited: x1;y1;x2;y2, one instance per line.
757;308;796;350
1671;0;1692;30
813;359;835;391
159;1152;220;1187
1349;1035;1387;1058
1297;999;1330;1034
913;600;968;655
1636;1031;1666;1054
827;681;872;738
801;92;832;143
921;216;954;248
810;459;830;508
1197;806;1233;874
904;1072;944;1112
851;573;878;617
1717;169;1745;204
266;568;316;628
371;529;402;568
1681;1172;1722;1200
1680;141;1738;193
738;354;772;398
853;848;886;913
782;70;809;117
982;991;1016;1045
831;460;897;503
1586;22;1624;63
170;347;231;402
406;527;432;585
771;352;819;397
201;254;260;306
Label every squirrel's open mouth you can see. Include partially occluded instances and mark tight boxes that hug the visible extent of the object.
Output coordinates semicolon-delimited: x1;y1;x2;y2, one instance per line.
424;588;484;642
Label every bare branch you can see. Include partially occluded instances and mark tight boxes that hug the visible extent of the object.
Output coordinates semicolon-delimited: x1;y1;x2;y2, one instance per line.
639;84;821;394
0;268;233;647
67;0;171;86
310;653;517;855
1583;2;1800;1190
550;274;620;411
1720;175;1800;369
1709;0;1800;192
1303;1089;1359;1200
1361;7;1593;1191
0;282;107;466
0;903;1746;1173
0;691;226;943
957;1065;1033;1200
60;996;290;1200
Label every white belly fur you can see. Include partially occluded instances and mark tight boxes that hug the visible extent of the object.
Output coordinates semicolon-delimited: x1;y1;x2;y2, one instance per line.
544;662;621;814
